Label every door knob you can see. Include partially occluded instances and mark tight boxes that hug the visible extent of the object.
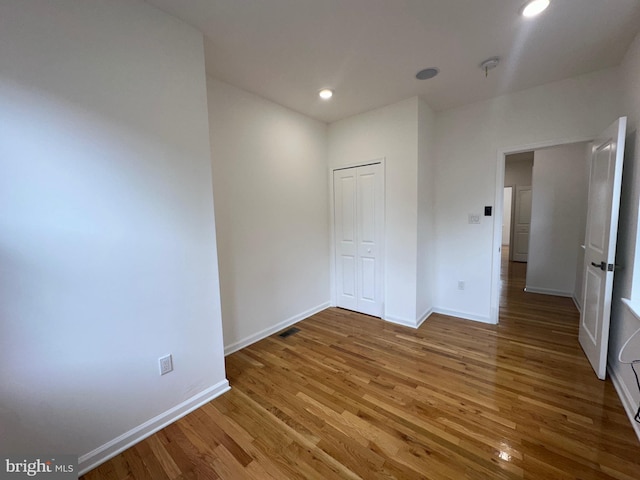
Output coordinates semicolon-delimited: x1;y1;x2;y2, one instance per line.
591;261;617;272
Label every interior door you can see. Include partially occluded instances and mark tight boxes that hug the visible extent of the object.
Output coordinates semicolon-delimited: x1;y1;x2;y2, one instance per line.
502;186;513;246
334;168;358;312
579;117;626;380
333;164;384;317
512;186;532;262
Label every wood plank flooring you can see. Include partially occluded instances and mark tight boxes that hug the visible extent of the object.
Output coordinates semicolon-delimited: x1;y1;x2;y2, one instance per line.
83;254;640;479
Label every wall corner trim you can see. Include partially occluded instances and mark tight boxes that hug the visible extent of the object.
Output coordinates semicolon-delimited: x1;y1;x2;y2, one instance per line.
79;379;231;476
432;307;494;325
224;302;330;356
416;307;434;328
384;315;419;328
384;309;433;329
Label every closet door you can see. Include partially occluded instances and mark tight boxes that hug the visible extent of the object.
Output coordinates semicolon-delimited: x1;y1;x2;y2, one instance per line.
334;164;383;317
334;168;358;311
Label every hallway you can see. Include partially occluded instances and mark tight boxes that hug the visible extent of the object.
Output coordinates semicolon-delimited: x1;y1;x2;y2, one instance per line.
499;246;583;362
501;244;580;309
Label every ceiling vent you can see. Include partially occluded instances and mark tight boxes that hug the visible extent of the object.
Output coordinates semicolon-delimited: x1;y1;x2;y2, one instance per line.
415;68;439;80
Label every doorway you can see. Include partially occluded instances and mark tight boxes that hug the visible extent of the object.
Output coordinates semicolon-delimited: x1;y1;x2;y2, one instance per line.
503;152;533;265
491;138;592;323
501;154;533;300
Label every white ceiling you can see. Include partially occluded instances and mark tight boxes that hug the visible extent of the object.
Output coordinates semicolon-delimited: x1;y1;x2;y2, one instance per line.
145;0;640;123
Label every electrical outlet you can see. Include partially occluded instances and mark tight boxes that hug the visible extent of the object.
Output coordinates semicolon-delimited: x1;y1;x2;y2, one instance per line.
468;214;481;224
159;354;173;376
458;281;465;290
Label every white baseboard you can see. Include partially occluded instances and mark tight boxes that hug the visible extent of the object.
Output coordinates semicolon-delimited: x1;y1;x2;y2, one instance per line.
224;302;330;356
432;307;494;324
384;315;417;328
608;363;640;443
79;379;231;475
385;308;433;329
524;286;573;297
416;307;433;328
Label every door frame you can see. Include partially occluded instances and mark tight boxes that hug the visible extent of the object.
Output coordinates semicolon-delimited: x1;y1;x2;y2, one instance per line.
329;158;386;317
490;137;592;324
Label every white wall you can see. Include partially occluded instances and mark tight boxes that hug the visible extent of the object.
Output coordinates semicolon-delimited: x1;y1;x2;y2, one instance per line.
504;153;534;187
417;99;437;322
526;142;588;297
0;0;228;472
433;67;623;322
328;98;420;325
609;31;640;440
207;78;330;353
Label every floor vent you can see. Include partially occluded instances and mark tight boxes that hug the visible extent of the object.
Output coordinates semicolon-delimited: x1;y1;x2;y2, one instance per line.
278;327;300;338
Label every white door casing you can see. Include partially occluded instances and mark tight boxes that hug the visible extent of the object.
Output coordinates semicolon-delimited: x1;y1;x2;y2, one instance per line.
333;164;384;317
513;185;532;262
579;117;626;380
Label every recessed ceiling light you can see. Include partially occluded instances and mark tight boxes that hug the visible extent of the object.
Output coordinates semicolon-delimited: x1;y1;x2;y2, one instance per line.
522;0;550;18
416;68;439;80
319;89;333;100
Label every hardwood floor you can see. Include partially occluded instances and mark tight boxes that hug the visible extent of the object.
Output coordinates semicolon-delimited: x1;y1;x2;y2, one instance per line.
83;254;640;479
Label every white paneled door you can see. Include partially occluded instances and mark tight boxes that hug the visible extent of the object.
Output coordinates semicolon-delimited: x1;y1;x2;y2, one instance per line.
333;164;384;317
512;185;532;262
579;117;626;380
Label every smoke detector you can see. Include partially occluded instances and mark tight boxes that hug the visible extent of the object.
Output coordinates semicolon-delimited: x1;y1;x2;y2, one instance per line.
479;57;500;77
